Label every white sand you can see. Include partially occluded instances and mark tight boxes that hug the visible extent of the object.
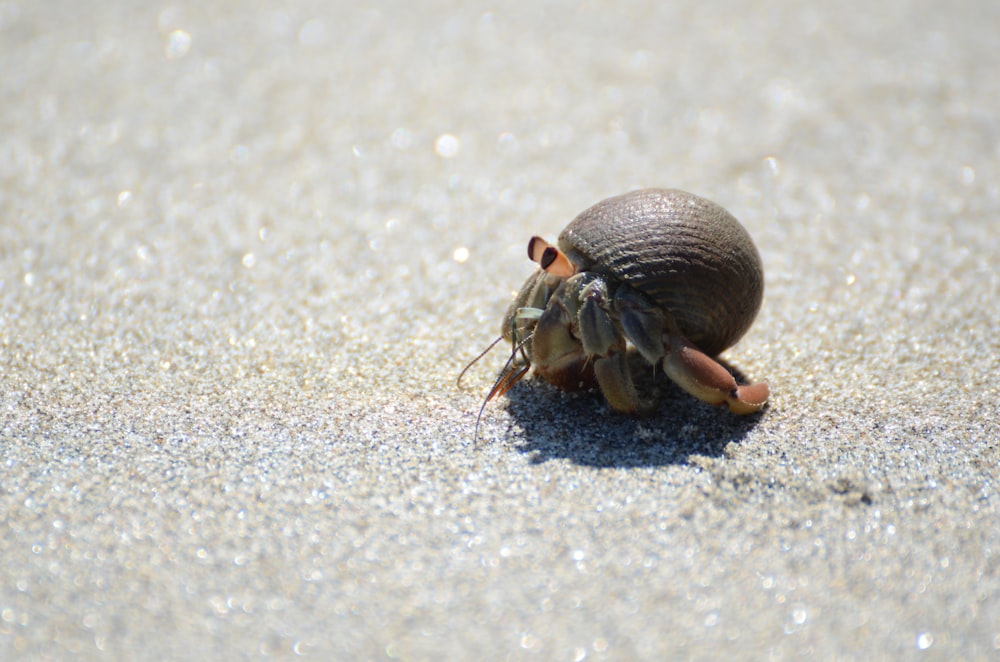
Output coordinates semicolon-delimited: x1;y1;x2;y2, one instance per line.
2;1;998;658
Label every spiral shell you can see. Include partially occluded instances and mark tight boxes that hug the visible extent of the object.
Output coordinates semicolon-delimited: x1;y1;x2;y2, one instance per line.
558;188;764;356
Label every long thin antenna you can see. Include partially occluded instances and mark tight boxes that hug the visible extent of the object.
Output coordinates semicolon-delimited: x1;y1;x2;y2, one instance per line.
472;334;533;444
457;335;504;388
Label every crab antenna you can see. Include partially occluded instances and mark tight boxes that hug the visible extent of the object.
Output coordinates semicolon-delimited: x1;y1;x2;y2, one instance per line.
457;335;505;388
473;334;533;443
527;236;576;278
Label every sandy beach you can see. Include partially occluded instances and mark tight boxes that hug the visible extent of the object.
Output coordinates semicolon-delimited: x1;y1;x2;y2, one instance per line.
2;1;998;658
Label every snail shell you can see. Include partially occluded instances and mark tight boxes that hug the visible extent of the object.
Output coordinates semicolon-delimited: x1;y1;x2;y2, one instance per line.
557;188;764;357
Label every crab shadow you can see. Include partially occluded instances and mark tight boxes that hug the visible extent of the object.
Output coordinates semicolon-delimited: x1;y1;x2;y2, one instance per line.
503;355;764;468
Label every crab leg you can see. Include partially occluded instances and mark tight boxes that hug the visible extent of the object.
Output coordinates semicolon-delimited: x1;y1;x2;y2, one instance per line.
662;334;769;414
593;353;656;416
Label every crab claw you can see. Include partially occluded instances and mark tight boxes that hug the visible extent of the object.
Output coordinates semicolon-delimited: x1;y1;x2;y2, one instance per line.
663;334;769;414
530;294;595;392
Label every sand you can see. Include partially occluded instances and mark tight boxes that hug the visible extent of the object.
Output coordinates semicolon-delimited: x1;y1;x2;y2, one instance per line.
2;0;998;658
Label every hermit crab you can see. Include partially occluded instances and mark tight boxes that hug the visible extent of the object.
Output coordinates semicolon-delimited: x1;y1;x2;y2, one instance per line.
461;188;769;426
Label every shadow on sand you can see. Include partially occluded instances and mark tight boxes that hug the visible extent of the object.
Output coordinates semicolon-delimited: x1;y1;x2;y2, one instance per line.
502;355;765;468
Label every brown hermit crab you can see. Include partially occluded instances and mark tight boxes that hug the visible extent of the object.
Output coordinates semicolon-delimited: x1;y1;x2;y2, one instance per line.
462;188;769;424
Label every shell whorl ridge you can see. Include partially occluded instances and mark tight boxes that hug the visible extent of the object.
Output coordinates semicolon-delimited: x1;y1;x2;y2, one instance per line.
558;188;764;357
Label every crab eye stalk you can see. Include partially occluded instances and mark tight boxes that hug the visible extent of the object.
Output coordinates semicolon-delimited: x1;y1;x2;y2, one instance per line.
527;236;575;278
